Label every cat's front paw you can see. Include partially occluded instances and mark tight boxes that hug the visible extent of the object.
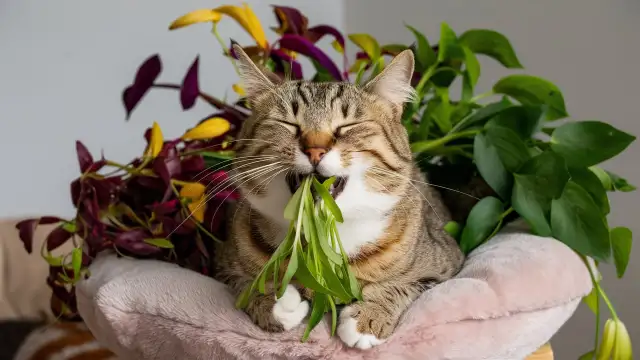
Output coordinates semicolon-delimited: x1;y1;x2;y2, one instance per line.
337;303;391;350
272;285;310;331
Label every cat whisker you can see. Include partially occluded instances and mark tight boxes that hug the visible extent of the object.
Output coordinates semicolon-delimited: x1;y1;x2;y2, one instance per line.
370;166;479;200
170;163;283;236
193;154;278;182
369;167;443;222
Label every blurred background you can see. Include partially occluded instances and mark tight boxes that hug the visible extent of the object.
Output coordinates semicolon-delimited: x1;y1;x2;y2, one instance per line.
0;0;638;358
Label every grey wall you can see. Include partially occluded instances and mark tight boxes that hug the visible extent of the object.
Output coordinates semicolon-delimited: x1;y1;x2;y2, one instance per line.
343;0;640;358
0;0;344;219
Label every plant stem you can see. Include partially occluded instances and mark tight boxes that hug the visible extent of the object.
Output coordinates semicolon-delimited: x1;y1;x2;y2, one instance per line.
582;256;603;355
412;129;480;153
470;90;494;103
499;207;514;220
211;23;241;77
151;83;248;117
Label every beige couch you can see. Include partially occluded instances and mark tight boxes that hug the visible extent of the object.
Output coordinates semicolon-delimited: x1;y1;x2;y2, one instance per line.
0;219;73;322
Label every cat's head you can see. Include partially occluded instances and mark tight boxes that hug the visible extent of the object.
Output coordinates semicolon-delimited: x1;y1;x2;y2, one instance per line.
231;44;416;223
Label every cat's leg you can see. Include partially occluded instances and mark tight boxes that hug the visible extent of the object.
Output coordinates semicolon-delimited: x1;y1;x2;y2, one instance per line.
337;279;434;349
235;278;310;332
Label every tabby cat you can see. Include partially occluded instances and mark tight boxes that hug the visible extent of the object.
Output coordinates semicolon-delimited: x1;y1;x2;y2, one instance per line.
213;45;465;349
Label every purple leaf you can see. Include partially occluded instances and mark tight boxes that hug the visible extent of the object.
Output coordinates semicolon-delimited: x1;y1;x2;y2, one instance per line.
75;141;94;173
306;25;345;49
279;35;343;80
149;199;180;216
114;229;162;256
272;6;308;35
122;54;162;120
15;217;63;253
180;56;200;110
153;147;181;185
46;225;74;251
270;49;303;80
180;156;205;174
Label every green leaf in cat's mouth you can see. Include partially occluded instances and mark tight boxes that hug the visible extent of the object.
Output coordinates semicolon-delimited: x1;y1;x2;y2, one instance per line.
286;172;348;199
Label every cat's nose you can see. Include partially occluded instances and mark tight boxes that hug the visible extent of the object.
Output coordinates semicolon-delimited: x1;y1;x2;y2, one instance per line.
304;147;327;165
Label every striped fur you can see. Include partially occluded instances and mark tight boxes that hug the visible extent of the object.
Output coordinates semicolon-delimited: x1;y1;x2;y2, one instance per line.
14;322;116;360
214;46;465;349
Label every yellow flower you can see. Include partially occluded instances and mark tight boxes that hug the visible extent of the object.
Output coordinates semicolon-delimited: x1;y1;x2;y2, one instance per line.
182;117;231;141
145;122;164;157
179;182;207;222
169;3;268;49
232;83;246;96
169;9;222;30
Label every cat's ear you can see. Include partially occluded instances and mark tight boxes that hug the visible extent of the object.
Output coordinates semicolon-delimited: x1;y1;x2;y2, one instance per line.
364;49;416;105
232;44;282;102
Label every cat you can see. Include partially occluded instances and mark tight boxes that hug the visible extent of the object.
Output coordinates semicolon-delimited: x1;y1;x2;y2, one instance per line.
213;44;465;350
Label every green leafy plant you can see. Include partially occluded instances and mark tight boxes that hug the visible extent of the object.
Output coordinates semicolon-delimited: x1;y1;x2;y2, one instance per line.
19;4;635;358
236;175;361;341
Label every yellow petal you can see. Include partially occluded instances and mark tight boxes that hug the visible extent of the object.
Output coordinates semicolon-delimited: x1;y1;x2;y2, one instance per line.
182;117;231;140
232;83;246;96
179;182;206;200
187;198;206;223
281;49;297;60
169;9;222;30
146;121;164;157
213;4;268;49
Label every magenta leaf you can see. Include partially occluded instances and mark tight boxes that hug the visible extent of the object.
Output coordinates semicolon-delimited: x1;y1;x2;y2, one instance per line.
114;229;162;256
15;217;63;253
75;141;94;173
180;155;205;175
149;199;180;216
153;147;182;185
279;35;343;80
272;5;308;35
180;56;200;110
46;225;74;251
122;54;162;120
306;25;345;49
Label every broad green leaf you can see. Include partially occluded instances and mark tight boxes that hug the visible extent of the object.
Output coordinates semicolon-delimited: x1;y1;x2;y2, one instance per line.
315;219;343;265
485;126;531;172
486;105;544;139
514;151;569;199
44;254;64;267
462;46;480;88
569;167;610;214
550;181;610;262
460;197;504;254
578;350;595;360
474;133;513;200
550;121;636;167
458;29;523;68
541;127;555;137
71;248;83;279
312;178;343;222
512;180;552;237
284;179;305;220
200;151;235;160
606;170;637;192
316;254;351;301
302;294;328;341
322;177;336;189
610;227;632;278
235;284;254;309
348;34;381;59
406;25;436;70
444;221;462;240
332;226;362;300
381;43;409;56
144;238;174;248
257;265;269;294
311;59;335;82
583;287;599;314
431;88;452;132
438;23;463;62
589;166;613;191
293;249;340;298
453;97;513;131
493;75;567;120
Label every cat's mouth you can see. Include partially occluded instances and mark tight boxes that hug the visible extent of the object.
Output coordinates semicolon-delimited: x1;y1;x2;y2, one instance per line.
286;173;348;199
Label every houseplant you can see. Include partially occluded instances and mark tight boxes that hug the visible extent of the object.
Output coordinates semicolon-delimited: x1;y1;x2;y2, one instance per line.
16;3;634;359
